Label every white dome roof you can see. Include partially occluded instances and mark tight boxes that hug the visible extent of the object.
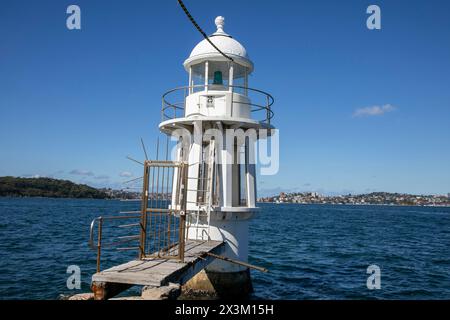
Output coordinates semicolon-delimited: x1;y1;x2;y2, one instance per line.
183;16;253;72
189;36;248;59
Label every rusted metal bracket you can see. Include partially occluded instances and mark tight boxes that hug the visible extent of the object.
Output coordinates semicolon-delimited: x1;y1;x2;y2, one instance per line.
200;252;268;273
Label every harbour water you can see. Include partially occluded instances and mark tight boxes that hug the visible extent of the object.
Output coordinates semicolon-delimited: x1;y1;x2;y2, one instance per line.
0;197;449;300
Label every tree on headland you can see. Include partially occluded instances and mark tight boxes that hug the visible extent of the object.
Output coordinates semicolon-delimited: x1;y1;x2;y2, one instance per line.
0;176;110;199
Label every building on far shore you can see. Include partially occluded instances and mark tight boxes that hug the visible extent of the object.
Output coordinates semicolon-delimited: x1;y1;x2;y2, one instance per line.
258;191;450;206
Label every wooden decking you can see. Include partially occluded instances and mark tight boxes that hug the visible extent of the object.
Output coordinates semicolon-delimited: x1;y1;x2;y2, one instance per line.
91;240;224;299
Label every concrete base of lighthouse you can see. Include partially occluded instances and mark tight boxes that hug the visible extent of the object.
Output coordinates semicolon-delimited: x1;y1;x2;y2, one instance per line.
183;211;255;299
182;269;252;299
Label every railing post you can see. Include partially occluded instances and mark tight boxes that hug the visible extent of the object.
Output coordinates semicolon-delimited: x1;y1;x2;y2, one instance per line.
205;61;209;93
139;162;150;259
183;87;187;118
229;63;234;93
96;217;103;273
188;66;192;95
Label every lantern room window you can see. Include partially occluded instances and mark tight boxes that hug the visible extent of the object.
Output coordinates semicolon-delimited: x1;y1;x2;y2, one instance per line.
207;61;230;89
190;63;205;93
189;61;249;95
231;63;248;95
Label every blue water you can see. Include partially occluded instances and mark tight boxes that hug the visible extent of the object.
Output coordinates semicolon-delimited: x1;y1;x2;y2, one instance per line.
0;198;449;300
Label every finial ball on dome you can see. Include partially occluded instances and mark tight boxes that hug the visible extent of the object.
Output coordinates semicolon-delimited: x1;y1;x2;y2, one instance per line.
215;16;225;32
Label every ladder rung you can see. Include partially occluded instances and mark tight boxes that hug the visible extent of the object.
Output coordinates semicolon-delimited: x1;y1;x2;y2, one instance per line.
116;246;140;251
117;235;140;240
187;177;211;180
118;223;140;228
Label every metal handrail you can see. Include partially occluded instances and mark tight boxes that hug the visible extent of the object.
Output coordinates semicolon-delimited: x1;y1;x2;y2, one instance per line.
88;217;102;250
89;215;142;273
161;84;274;125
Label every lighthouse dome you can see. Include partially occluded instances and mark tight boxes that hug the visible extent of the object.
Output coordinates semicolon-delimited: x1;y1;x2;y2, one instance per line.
183;16;254;72
189;34;248;59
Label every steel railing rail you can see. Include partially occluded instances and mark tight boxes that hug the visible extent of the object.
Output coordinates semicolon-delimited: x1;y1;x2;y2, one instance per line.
161;84;274;125
89;215;142;273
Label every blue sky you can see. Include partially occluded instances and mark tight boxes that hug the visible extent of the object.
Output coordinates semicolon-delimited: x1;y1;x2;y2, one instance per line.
1;0;450;196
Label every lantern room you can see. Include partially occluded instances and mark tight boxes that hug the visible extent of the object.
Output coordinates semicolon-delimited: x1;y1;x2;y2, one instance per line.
159;16;273;129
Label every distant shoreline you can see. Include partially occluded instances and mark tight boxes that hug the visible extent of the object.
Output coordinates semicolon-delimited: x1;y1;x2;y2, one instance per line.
257;201;450;208
0;176;140;200
0;195;120;201
259;191;450;207
1;197;448;208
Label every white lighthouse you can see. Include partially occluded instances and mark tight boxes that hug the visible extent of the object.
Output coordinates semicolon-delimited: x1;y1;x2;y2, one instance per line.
159;16;274;297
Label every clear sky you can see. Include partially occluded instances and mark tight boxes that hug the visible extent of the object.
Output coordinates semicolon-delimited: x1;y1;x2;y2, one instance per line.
1;0;450;196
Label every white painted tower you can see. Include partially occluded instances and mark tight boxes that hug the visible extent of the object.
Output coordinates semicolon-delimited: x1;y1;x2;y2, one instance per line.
159;16;274;297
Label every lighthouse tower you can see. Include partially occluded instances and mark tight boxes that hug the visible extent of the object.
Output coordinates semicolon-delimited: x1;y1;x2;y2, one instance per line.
159;16;274;297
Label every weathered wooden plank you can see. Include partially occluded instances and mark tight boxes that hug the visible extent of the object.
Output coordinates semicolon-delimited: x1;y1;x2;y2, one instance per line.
92;274;162;287
114;261;175;273
92;240;224;288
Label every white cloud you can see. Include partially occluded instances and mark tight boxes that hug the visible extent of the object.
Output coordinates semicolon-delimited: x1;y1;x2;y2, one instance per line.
353;104;397;118
119;171;133;178
94;174;110;180
69;169;94;176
